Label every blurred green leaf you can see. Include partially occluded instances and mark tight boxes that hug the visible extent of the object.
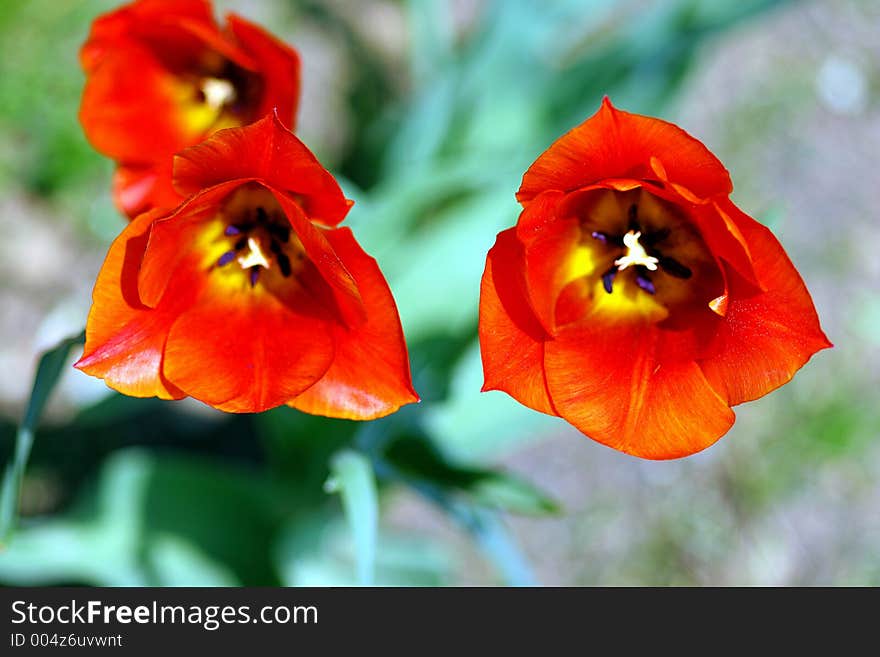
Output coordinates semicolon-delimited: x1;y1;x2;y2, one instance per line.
383;431;559;516
0;449;149;586
0;330;84;544
0;448;302;586
471;475;559;516
325;450;378;586
275;514;450;587
255;407;358;500
424;340;563;462
149;535;239;587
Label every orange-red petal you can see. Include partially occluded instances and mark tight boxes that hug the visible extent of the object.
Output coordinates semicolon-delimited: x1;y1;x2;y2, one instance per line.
136;180;244;308
516;190;581;334
173;115;353;227
698;203;832;406
479;229;556;416
80;0;216;73
544;320;735;459
517;97;732;205
75;209;186;400
160;256;336;413
113;161;184;218
227;14;301;128
288;228;418;420
80;43;188;164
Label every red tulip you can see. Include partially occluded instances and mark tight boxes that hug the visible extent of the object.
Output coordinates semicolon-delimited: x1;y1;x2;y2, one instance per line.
479;98;831;459
79;0;300;218
76;115;418;419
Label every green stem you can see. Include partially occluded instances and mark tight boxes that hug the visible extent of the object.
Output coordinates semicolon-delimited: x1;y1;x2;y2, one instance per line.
0;330;85;545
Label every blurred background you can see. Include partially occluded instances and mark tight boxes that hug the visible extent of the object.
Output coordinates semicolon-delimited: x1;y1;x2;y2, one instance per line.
0;0;877;586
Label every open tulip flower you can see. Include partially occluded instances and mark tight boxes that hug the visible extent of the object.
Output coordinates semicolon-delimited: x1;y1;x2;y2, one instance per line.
479;98;831;459
80;0;301;218
76;115;418;418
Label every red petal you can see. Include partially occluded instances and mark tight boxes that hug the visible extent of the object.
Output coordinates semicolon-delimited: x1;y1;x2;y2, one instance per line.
135;181;365;328
627;180;761;291
272;189;366;327
698;203;832;405
227;14;301;129
516;191;581;334
173;115;352;226
545;320;735;459
161;256;336;413
517;97;732;205
478;229;556;416
75;209;186;400
288;228;418;420
137;180;245;308
81;0;216;72
80;44;189;163
113;161;184;219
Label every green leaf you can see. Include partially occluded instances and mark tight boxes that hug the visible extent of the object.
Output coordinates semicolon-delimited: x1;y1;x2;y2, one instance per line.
0;330;84;544
471;474;560;516
383;431;560;516
325;450;378;586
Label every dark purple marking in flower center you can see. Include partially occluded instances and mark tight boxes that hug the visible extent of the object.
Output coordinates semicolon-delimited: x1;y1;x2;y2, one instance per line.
218;205;297;281
589;202;692;295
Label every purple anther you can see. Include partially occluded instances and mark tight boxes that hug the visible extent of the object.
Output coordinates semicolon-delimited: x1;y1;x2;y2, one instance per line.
224;225;242;236
601;267;617;294
591;231;608;243
249;267;260;287
217;251;236;267
636;272;656;295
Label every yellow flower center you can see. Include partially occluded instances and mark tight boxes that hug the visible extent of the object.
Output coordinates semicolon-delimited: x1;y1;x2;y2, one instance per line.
553;188;724;328
197;186;306;292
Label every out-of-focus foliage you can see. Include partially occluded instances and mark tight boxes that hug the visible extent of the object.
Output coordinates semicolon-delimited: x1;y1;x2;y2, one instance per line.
2;0;875;586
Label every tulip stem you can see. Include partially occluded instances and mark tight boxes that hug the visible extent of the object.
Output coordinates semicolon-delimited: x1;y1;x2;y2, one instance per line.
0;330;85;546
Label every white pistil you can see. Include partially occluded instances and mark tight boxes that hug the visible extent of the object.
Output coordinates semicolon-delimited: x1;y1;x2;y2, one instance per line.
201;77;236;110
614;230;659;271
237;237;270;270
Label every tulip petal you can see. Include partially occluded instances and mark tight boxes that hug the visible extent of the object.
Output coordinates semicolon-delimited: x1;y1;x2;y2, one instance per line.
113;161;184;218
272;189;366;327
227;14;301;127
517;97;732;205
80;44;189;163
75;210;186;400
520;196;583;334
81;0;216;72
479;229;556;416
137;180;245;308
288;228;418;420
162;259;336;413
698;204;832;406
545;320;735;459
173;115;353;226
